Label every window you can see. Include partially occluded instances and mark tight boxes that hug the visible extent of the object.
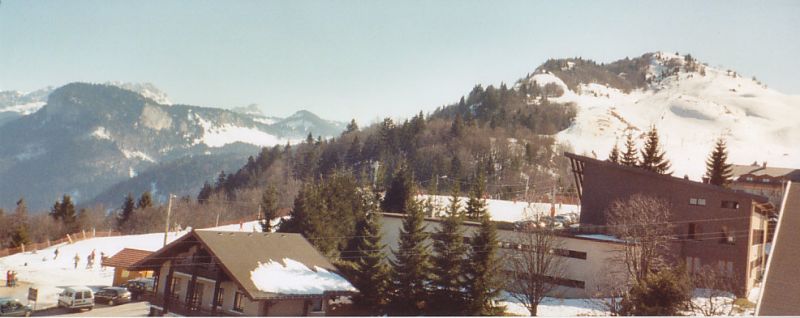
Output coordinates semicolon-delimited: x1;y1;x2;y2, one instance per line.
689;198;706;206
688;223;697;240
720;226;735;245
763;178;771;183
215;288;224;307
746;176;754;181
311;298;323;312
552;248;588;260
170;277;181;299
752;229;765;245
721;201;740;209
233;291;245;312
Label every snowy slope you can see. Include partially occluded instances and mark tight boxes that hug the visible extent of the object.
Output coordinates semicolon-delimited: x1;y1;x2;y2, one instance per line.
540;52;800;179
0;221;264;309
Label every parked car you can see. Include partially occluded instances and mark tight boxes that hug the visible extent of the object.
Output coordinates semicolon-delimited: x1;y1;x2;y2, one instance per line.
57;286;94;311
0;298;31;317
94;287;131;306
125;277;155;300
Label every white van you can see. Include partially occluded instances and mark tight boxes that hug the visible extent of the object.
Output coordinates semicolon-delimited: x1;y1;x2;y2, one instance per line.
57;286;94;311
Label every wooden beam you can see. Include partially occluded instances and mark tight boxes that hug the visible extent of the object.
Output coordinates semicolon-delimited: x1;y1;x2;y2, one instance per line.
211;260;223;316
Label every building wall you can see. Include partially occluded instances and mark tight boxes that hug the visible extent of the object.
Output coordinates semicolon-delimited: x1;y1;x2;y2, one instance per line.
576;159;769;295
111;268;153;287
379;213;628;298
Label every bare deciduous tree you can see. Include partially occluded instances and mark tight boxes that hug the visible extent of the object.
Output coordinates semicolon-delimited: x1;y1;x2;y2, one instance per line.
607;193;673;284
507;227;566;316
689;265;738;316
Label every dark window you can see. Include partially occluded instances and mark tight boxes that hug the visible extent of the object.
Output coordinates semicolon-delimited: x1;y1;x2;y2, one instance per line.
721;201;740;209
552;248;588;260
216;288;224;307
233;291;245;312
719;226;735;245
753;229;765;245
688;223;697;240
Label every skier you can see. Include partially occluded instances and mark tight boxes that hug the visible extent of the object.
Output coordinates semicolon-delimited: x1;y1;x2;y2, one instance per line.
73;253;80;269
54;247;59;260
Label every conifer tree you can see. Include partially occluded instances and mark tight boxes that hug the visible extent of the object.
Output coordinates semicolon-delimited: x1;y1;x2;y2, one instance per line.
60;195;77;232
389;197;433;315
465;211;504;315
197;181;213;204
621;132;639;167
137;191;153;210
259;185;278;232
345;119;359;134
608;142;621;164
381;164;414;213
117;193;136;229
349;213;391;314
465;172;488;220
639;126;671;174
10;198;29;248
430;184;469;315
705;138;733;186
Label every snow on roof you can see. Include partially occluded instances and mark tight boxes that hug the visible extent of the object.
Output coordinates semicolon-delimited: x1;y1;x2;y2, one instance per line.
574;234;626;243
250;258;355;295
417;195;579;223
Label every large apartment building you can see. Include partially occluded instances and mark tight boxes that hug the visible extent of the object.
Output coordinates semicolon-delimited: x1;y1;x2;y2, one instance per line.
565;152;773;295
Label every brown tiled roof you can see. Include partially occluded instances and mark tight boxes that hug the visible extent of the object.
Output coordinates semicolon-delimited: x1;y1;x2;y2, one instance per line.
102;248;154;268
135;231;351;300
757;181;800;315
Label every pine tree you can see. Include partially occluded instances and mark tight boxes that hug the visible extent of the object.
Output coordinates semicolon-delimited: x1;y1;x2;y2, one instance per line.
639;126;671;174
465;211;504;315
381;164;414;213
389;197;433;315
137;191;153;210
608;142;621;164
197;181;213;204
465;173;488;220
60;195;77;232
259;185;278;232
345;119;359;134
10;198;29;248
705;138;733;186
621;132;639;167
117;193;136;230
430;184;469;315
349;213;391;314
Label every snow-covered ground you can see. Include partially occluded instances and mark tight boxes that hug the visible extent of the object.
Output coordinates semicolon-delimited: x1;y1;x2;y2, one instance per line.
250;258;355;295
417;195;579;222
0;220;264;309
539;52;800;180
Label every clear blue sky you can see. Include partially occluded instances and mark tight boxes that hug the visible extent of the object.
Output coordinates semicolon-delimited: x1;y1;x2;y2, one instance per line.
1;0;798;123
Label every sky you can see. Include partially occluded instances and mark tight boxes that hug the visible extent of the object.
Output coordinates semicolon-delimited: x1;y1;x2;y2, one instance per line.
1;0;798;124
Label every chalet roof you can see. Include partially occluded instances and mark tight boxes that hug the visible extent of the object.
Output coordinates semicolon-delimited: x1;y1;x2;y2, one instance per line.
101;248;153;269
757;181;800;315
134;230;354;300
565;152;770;204
731;164;798;179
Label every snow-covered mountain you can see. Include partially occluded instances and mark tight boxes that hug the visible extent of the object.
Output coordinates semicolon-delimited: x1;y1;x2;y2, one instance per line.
527;52;800;180
0;82;345;210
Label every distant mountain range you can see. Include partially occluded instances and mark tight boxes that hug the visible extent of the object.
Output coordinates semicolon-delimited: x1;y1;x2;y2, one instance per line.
0;82;345;211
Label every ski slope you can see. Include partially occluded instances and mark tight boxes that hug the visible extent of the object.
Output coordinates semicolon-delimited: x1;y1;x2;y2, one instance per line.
0;221;262;309
418;195;579;222
539;52;800;180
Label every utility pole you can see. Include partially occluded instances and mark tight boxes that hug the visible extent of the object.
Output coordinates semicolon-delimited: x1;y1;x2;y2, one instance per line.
163;194;173;247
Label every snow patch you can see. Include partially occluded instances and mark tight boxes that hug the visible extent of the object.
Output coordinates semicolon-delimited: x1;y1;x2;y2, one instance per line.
249;258;356;295
91;127;112;140
120;149;155;163
417;195;579;223
194;115;284;148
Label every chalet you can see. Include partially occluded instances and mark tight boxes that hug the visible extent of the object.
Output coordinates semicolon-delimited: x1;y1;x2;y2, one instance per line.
378;212;629;298
101;248;154;287
729;163;799;207
756;181;800;315
134;230;356;316
566;152;773;296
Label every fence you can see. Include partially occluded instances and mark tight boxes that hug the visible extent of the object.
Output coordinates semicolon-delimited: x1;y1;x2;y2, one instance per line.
0;229;122;257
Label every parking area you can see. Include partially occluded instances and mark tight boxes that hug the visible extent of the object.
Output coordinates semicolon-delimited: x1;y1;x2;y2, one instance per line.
33;301;150;317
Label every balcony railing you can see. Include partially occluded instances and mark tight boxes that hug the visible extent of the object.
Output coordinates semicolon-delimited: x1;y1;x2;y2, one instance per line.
144;292;219;316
